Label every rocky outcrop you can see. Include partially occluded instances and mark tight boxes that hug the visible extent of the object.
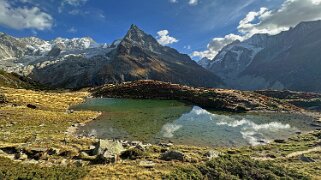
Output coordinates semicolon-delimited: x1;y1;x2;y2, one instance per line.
91;80;300;112
256;90;321;112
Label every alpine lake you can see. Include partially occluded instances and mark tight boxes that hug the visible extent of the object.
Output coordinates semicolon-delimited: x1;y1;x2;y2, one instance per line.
72;98;317;147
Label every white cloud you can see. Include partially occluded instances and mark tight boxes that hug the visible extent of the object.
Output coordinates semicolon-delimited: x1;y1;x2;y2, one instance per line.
192;34;243;59
63;0;88;6
169;0;178;3
0;0;53;30
67;27;77;33
193;0;321;59
184;45;191;50
59;0;88;13
169;0;199;6
188;0;198;6
238;0;321;37
156;30;179;45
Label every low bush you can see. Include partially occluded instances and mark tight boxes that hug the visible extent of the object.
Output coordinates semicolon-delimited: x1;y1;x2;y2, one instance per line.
165;155;309;180
0;157;88;180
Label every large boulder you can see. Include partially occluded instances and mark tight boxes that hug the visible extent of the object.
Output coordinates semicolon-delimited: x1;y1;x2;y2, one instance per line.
160;150;186;161
204;150;220;160
93;139;124;155
93;139;125;164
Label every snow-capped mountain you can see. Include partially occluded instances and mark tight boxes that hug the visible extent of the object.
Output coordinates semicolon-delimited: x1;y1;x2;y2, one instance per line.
200;20;321;92
0;33;119;76
0;25;222;89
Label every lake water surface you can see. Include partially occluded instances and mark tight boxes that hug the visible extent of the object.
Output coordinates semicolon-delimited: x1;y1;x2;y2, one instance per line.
72;98;316;147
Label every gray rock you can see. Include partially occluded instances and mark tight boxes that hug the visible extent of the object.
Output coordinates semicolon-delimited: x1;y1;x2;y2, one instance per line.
160;150;185;161
74;160;85;167
131;141;143;146
274;139;286;143
80;151;96;161
93;139;124;156
47;148;60;155
139;160;156;168
159;143;173;147
15;152;28;160
92;139;125;164
204;150;220;160
300;155;315;163
95;151;119;164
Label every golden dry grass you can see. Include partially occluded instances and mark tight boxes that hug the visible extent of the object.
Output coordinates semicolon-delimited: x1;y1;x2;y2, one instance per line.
0;87;99;148
0;86;320;179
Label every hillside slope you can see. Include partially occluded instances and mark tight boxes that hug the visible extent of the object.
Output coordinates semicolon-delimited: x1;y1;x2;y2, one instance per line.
200;20;321;92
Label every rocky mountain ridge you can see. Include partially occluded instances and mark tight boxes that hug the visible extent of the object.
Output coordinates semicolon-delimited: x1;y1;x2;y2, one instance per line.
0;25;222;89
199;20;321;92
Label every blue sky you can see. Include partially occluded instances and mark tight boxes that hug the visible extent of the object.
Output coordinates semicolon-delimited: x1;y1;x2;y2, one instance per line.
0;0;320;60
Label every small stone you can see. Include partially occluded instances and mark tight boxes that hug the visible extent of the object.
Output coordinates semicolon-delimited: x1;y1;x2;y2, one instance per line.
204;150;220;160
95;151;119;164
135;144;146;151
27;104;37;109
274;139;286;143
66;109;74;114
139;160;156;168
89;145;96;150
60;159;68;166
15;152;28;160
300;155;315;163
80;151;96;161
131;141;143;146
159;143;173;147
75;160;85;167
47;148;60;155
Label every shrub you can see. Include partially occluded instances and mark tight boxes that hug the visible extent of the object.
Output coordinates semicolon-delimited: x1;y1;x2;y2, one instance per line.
0;157;88;179
165;155;309;180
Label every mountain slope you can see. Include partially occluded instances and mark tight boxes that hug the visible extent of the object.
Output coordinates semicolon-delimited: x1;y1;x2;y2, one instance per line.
22;25;222;88
200;20;321;92
0;70;41;89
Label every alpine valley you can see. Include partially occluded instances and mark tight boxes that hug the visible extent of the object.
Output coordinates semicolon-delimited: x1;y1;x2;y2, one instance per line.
1;15;321;180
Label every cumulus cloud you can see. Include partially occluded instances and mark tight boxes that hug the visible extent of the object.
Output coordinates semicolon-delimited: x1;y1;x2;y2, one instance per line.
67;27;77;33
59;0;88;13
156;30;179;45
0;0;53;30
169;0;198;6
188;0;198;6
63;0;88;6
238;0;321;37
169;0;178;3
192;34;243;59
193;0;321;59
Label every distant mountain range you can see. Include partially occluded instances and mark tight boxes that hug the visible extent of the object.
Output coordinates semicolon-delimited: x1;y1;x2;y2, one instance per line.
199;20;321;92
1;21;321;92
0;25;222;89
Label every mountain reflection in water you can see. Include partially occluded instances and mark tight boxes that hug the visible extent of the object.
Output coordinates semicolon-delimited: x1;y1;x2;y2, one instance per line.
73;98;316;147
